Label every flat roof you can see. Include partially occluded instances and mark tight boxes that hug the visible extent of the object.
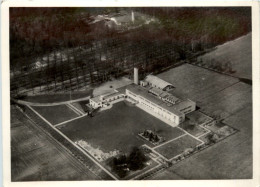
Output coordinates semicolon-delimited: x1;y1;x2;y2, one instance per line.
90;96;102;103
103;92;123;100
172;99;196;111
126;84;183;116
149;87;164;96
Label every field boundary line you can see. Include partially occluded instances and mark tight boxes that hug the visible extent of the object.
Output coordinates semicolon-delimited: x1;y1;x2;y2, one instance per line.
198;81;241;101
16;106;102;180
54;114;88;127
27;105;118;180
150;148;170;161
66;103;83;116
69;103;85;115
153;134;187;149
197;131;211;139
130;163;162;180
177;127;204;144
13;96;90;107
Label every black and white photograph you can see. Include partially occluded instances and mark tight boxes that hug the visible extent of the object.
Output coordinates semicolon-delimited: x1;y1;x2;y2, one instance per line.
1;1;259;186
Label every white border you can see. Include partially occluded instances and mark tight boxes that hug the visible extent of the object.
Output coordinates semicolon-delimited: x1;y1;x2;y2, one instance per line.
1;1;260;187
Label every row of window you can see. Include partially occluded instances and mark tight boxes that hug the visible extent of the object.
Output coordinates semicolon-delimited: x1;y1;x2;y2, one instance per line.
140;100;178;122
180;105;193;111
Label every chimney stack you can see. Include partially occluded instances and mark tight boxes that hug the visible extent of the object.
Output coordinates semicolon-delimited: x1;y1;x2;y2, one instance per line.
134;68;139;85
131;11;135;23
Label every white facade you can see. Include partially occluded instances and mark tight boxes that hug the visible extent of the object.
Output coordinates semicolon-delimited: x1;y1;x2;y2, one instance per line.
89;92;125;109
126;89;184;125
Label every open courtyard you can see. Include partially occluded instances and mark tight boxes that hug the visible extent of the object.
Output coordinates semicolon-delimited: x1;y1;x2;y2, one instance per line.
58;101;184;154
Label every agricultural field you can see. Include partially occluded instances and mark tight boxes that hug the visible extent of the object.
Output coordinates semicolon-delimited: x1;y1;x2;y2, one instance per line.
154;135;201;160
197;33;252;80
11;106;100;181
32;105;79;124
198;81;252;119
149;58;252;179
151;106;252;179
59;101;184;154
157;63;239;102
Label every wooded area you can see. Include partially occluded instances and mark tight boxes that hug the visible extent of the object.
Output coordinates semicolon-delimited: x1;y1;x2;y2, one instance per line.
10;7;251;96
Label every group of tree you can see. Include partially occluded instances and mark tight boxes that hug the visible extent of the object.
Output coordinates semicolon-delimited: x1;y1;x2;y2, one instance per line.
9;7;251;96
142;130;161;143
110;147;147;178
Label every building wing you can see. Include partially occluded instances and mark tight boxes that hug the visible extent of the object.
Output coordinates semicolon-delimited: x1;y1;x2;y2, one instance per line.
145;75;173;90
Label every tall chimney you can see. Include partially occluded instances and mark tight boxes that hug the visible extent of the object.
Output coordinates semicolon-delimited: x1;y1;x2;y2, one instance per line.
131;11;135;23
134;67;139;85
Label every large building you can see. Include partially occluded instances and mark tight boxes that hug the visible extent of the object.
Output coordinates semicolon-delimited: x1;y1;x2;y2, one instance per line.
89;69;196;126
125;84;196;126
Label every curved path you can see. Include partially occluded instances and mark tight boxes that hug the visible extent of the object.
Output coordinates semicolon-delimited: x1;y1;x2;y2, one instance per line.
13;96;90;107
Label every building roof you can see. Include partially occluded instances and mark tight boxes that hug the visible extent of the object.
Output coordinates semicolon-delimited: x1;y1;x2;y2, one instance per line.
149;87;164;96
172;99;196;111
126;84;183;116
103;92;123;100
149;87;180;104
165;95;180;104
90;96;102;103
145;75;173;89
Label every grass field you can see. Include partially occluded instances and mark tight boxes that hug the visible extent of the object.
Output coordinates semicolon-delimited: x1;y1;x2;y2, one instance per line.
198;82;252;119
155;106;252;179
179;111;211;137
155;135;201;159
59;101;184;154
11;106;99;181
150;52;252;179
198;33;252;80
21;89;93;103
32;105;79;124
179;120;206;137
157;63;239;102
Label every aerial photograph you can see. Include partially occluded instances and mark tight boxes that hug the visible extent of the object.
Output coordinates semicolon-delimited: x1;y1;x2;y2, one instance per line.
9;7;252;180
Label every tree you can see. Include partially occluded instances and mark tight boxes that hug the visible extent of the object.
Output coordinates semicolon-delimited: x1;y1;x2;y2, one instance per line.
128;147;147;171
154;135;160;142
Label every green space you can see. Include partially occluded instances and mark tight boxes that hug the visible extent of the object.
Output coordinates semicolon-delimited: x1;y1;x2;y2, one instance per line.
179;111;211;137
32;105;79;124
11;106;99;181
21;89;92;103
197;33;252;80
157;64;239;102
154;135;201;160
59;101;184;154
179;120;206;137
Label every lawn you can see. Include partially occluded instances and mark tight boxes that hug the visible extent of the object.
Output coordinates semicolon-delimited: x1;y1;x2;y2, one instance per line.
179;120;206;137
21;89;93;103
179;111;211;137
154;135;201;160
32;105;79;125
186;111;212;125
58;101;184;154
